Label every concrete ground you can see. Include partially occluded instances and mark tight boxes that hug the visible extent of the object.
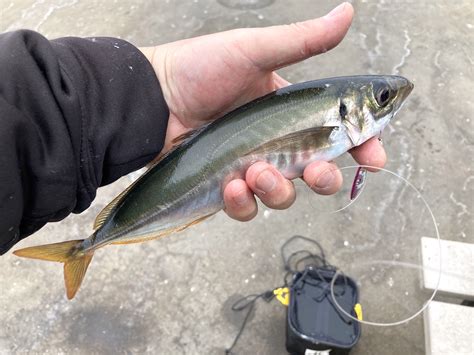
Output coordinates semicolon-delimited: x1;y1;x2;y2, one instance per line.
1;0;472;354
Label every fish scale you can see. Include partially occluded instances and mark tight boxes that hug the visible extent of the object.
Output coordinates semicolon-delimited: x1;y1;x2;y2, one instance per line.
13;75;413;299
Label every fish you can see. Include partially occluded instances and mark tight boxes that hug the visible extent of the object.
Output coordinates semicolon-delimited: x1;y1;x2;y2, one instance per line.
13;75;413;299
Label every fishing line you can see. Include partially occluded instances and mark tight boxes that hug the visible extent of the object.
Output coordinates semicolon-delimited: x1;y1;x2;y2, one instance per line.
225;235;350;354
227;163;442;352
325;164;442;326
302;164;442;325
330;172;367;214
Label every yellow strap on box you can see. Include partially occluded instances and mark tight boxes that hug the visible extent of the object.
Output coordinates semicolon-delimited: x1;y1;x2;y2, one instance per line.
273;287;290;306
354;303;363;321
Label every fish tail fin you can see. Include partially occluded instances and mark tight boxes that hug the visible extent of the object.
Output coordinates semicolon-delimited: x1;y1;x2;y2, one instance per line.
13;240;93;299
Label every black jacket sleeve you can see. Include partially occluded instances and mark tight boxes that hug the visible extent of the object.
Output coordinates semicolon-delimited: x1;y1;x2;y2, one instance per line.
0;30;169;254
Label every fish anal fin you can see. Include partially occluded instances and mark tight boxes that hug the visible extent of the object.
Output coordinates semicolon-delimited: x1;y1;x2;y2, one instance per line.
176;213;214;232
111;230;174;245
245;126;337;156
111;214;215;245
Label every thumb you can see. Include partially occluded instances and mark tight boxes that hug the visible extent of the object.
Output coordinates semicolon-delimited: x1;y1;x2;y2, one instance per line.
233;2;354;71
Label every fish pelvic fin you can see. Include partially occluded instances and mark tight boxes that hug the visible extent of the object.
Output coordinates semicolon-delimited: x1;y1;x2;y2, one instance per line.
13;240;93;300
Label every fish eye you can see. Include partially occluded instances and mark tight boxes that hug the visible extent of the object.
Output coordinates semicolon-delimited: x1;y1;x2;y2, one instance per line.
339;101;348;118
375;87;392;107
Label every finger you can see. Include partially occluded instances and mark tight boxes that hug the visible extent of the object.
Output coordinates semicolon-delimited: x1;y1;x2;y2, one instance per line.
224;179;258;221
236;2;353;71
246;162;296;209
273;73;291;89
350;137;387;172
303;161;343;195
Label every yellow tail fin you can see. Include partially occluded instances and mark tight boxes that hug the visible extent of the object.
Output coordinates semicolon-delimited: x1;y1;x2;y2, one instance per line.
13;240;93;300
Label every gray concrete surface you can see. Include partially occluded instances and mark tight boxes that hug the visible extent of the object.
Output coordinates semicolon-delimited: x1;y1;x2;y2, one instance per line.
422;237;474;300
423;301;474;354
0;0;473;354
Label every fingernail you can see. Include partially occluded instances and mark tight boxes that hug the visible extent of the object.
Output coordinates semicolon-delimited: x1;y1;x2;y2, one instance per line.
325;2;346;18
256;170;277;193
233;190;249;206
315;170;335;189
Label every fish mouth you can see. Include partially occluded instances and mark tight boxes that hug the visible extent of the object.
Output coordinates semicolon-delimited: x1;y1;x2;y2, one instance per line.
397;80;414;106
387;76;414;110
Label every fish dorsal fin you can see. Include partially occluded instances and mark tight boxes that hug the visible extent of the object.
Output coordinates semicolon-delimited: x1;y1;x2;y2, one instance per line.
147;125;210;169
93;182;136;230
171;129;199;145
245;126;338;156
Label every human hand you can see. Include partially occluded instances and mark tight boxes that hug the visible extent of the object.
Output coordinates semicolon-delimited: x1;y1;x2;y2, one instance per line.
140;2;386;221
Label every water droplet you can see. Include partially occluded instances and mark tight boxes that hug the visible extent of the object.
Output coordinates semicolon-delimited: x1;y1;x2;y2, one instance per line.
244;279;249;284
251;274;256;279
343;240;349;247
387;277;394;287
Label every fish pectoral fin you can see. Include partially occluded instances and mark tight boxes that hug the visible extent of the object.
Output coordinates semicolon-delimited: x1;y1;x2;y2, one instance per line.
13;240;93;300
245;126;338;156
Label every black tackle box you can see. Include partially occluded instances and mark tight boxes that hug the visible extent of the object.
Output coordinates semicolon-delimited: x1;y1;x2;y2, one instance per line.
286;267;361;355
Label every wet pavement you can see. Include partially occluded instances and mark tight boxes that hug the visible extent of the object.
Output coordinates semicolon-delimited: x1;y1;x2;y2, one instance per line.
1;0;473;354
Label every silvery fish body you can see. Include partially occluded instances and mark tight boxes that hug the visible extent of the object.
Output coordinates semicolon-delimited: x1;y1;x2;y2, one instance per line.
14;75;413;299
